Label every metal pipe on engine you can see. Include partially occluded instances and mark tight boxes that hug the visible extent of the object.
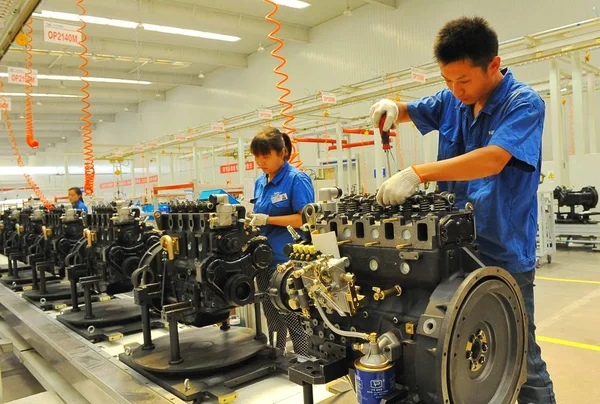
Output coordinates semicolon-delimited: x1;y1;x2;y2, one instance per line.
84;229;94;247
160;235;176;261
313;296;370;341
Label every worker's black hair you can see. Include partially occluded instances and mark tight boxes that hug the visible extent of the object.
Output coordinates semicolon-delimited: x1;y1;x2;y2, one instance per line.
434;16;499;70
250;127;292;161
68;187;84;203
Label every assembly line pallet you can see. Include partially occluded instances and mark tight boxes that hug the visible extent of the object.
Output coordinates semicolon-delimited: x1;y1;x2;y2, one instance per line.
0;282;184;404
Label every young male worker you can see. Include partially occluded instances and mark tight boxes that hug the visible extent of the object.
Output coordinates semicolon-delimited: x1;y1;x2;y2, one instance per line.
370;16;556;403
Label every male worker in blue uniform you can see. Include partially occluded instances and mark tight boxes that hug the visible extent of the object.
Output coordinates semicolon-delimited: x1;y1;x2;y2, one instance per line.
370;17;555;403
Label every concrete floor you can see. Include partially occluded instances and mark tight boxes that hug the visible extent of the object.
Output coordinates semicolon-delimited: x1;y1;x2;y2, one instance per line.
0;351;46;402
531;248;600;404
0;249;598;403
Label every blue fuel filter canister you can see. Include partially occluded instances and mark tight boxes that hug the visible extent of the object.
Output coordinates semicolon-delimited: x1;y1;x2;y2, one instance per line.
354;357;395;404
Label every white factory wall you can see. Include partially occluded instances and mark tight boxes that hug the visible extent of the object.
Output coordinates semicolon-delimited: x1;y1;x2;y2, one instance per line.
3;0;600;201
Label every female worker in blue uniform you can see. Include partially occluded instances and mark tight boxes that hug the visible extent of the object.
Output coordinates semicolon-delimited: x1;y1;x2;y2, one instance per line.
68;187;88;214
370;17;555;403
249;127;314;356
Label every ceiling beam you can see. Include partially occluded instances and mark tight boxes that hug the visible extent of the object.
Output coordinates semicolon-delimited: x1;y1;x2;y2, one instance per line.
10;32;248;69
363;0;398;9
3;113;116;123
559;55;600;76
0;131;76;140
6;101;139;114
0;64;205;87
0;0;41;61
0;147;65;154
4;123;96;132
0;134;69;141
1;83;164;102
41;0;310;43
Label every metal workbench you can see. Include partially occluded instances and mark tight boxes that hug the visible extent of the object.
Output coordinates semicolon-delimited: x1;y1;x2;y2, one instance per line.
0;282;186;404
0;279;336;404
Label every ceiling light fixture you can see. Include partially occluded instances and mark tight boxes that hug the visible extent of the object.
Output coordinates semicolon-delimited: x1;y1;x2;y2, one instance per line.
33;10;138;28
155;92;162;98
271;0;311;9
36;101;43;106
32;10;241;42
142;24;240;42
123;107;129;112
61;136;66;140
0;92;79;98
343;6;352;17
43;74;150;85
98;119;104;123
19;114;24;119
0;73;151;85
197;71;205;79
257;42;265;52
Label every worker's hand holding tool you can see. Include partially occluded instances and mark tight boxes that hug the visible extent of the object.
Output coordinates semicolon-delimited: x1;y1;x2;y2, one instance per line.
248;213;269;226
376;166;423;206
370;99;399;131
370;98;422;206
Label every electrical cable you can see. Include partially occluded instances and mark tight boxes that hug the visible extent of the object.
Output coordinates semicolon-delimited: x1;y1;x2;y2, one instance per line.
77;0;96;196
23;18;39;149
264;0;304;169
0;83;52;208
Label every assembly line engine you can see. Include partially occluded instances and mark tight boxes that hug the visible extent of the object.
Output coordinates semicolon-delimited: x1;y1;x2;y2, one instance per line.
59;208;87;273
87;201;160;294
15;207;35;259
268;189;528;404
24;206;63;272
133;194;273;327
553;185;599;224
120;193;275;386
1;208;20;251
54;201;165;343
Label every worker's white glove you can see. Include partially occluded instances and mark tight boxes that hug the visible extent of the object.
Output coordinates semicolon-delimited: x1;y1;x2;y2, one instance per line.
249;213;269;226
376;166;422;206
369;99;399;132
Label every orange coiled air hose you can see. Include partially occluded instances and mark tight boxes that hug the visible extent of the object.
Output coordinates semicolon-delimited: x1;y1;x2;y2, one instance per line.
23;18;39;149
264;0;303;170
0;86;52;208
77;0;95;196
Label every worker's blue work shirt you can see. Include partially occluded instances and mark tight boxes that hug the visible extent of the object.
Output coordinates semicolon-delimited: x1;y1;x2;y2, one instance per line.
407;68;544;273
72;200;88;214
254;161;315;266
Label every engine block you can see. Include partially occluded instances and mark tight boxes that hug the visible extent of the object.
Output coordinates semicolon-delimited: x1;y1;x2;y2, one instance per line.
85;201;160;294
133;194;273;327
553;185;599;224
269;190;527;404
